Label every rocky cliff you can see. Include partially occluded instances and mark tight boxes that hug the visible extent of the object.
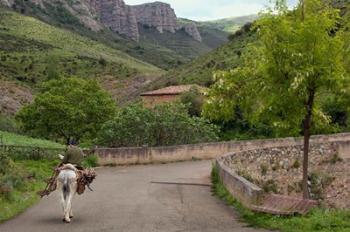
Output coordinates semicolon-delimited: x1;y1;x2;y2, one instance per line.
89;0;139;41
1;0;201;42
182;23;202;42
0;0;13;7
131;2;177;33
131;1;202;41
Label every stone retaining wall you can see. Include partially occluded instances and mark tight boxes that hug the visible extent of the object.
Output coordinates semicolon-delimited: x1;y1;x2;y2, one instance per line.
95;133;350;166
216;137;350;209
216;159;264;207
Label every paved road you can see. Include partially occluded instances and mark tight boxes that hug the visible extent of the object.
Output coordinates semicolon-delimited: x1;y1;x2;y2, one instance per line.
0;161;268;232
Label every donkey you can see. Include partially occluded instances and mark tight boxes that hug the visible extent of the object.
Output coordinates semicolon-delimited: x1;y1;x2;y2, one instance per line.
56;163;78;223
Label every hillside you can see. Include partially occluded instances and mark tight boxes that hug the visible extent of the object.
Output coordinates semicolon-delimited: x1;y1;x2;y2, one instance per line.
150;24;256;88
199;15;258;33
2;0;230;70
0;7;163;114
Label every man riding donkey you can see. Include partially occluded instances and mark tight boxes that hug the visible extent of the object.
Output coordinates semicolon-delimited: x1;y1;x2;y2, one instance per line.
38;141;97;200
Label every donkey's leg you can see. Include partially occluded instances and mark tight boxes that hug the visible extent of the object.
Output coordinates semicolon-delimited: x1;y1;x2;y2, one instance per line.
69;182;77;219
57;182;67;221
64;195;71;223
64;182;76;222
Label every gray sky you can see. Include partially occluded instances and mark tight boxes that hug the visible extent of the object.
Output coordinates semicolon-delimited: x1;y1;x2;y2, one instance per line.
126;0;298;21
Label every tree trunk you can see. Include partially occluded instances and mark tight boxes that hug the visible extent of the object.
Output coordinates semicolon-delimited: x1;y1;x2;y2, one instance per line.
302;89;315;199
301;0;305;21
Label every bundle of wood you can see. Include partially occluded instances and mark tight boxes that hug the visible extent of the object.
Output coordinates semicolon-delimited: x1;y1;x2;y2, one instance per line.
37;167;97;197
76;168;97;195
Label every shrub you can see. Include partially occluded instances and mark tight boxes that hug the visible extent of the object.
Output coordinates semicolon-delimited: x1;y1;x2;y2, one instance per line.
97;103;219;147
260;163;269;176
262;179;278;193
82;155;99;168
180;86;205;117
0;115;19;133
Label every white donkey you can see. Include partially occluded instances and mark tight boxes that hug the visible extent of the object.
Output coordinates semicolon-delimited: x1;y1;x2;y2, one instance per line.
56;159;78;223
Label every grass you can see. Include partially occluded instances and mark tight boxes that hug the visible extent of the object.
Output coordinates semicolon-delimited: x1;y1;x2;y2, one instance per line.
211;164;350;232
0;131;64;149
0;159;58;223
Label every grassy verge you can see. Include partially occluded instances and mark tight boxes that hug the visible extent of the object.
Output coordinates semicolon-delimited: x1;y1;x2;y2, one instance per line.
0;131;64;149
211;164;350;232
0;159;58;223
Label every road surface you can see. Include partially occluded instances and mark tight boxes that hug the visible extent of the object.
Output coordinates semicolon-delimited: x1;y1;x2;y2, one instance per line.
0;160;268;232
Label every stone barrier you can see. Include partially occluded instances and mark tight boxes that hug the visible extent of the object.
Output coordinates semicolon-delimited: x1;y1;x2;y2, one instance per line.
215;134;350;211
95;133;350;166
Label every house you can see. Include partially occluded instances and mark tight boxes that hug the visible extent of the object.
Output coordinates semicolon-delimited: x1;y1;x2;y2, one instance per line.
140;84;205;108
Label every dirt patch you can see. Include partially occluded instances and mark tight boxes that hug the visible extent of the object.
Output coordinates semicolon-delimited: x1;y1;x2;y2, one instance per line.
0;80;33;115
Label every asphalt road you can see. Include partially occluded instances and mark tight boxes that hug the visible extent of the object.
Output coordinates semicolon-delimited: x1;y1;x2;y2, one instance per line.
0;160;268;232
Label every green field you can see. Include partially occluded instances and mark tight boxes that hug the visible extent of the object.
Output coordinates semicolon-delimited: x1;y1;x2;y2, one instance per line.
0;131;64;148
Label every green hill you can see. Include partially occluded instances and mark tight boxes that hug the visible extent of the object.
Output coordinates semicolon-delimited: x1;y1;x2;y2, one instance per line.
199;15;258;33
5;1;229;71
150;24;255;88
0;7;164;114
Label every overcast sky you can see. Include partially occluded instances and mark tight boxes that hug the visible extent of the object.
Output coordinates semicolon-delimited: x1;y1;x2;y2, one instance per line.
126;0;298;21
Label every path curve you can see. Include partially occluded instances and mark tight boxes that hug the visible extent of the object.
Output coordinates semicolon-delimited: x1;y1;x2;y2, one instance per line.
0;161;268;232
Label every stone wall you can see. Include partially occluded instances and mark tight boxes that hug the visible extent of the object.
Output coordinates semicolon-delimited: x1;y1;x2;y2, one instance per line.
95;133;350;166
219;139;350;209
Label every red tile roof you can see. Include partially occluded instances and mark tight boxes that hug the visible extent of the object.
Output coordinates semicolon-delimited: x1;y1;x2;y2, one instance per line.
141;85;204;96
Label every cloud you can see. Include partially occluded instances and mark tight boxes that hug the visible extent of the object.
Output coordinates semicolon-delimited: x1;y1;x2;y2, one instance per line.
126;0;297;21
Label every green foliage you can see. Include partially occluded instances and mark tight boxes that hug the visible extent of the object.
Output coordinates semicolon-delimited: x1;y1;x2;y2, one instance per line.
0;115;19;133
0;159;58;222
211;164;350;232
180;86;205;116
97;103;219;147
82;155;99;168
0;130;64;148
204;0;350;137
16;77;117;144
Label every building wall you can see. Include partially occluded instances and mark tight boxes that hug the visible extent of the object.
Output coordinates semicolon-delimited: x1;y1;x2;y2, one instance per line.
142;94;179;108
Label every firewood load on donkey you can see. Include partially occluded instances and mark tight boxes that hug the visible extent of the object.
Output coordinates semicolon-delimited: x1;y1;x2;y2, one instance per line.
37;144;97;223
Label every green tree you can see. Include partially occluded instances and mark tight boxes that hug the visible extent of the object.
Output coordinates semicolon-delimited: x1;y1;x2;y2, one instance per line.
180;86;205;117
16;77;116;144
97;103;219;147
204;0;350;198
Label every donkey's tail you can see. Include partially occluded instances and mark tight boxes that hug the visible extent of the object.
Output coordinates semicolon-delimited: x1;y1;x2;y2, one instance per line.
62;176;70;200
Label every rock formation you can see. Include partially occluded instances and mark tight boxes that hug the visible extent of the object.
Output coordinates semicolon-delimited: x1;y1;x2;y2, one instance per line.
89;0;139;41
0;0;14;7
131;1;202;41
0;0;202;42
182;23;202;42
131;2;177;33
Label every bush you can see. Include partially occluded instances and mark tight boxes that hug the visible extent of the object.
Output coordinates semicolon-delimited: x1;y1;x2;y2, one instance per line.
97;103;219;147
82;155;99;168
180;86;205;117
0;115;19;133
